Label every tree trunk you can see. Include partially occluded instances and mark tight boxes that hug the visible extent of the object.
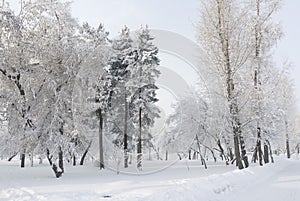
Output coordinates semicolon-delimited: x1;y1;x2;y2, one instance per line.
73;139;78;166
265;140;274;163
252;146;258;163
188;149;192;160
58;146;64;173
285;119;290;159
217;139;228;165
233;129;243;169
137;106;142;170
239;132;249;168
254;0;263;167
228;147;234;161
52;164;63;178
256;127;263;166
8;152;18;162
165;150;168;161
99;108;105;169
263;143;269;164
73;155;76;166
20;152;25;168
195;135;207;169
80;140;92;165
46;148;53;166
124;93;129;168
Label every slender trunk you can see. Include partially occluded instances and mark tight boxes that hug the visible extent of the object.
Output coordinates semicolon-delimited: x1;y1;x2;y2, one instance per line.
217;139;228;165
73;139;77;166
137;106;142;170
124;93;128;168
99;108;104;169
20;152;25;168
228;147;234;161
216;0;244;170
265;140;274;163
58;146;64;173
252;146;258;163
231;102;243;169
263;142;269;164
73;155;76;166
239;131;249;168
165;150;168;161
254;0;265;167
177;153;182;160
233;133;243;169
195;135;207;169
8;152;18;162
46;148;53;166
256;127;263;166
188;149;192;160
285;119;290;159
80;140;92;165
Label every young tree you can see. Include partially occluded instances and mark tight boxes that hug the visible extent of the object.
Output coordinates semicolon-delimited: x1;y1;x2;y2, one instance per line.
109;26;133;168
128;26;160;170
250;0;282;166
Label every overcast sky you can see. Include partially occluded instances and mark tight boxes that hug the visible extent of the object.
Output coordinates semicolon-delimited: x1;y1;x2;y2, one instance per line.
71;0;300;110
7;0;300;110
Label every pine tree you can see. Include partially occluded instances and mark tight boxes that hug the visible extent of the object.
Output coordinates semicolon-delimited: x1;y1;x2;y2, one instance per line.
128;26;160;170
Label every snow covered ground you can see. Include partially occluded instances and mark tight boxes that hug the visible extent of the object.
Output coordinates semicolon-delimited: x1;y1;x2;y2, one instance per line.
0;156;300;201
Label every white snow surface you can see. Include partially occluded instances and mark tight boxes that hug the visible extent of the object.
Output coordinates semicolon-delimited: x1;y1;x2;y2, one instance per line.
1;156;300;201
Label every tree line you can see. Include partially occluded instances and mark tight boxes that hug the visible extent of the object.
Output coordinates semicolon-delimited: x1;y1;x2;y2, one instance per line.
0;0;298;178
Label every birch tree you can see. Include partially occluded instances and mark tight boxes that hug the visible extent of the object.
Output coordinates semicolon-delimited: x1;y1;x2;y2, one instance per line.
197;0;251;169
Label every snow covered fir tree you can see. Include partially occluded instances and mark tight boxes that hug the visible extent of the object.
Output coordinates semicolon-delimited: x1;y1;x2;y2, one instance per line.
1;0;300;200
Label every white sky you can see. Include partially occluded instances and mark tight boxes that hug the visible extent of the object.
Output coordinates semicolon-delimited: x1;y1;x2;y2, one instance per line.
73;0;300;111
7;0;300;110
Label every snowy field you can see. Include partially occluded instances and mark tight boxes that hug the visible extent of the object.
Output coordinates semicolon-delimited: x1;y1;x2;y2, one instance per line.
1;156;300;201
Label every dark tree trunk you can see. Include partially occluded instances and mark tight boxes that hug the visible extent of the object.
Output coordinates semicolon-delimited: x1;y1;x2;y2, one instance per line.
72;139;78;166
188;149;192;160
195;135;207;169
58;146;64;173
98;108;104;170
8;152;18;162
228;147;234;161
233;134;243;169
252;146;258;163
239;125;249;168
20;148;26;168
265;140;274;163
286;137;291;159
165;150;168;161
80;140;92;165
263;143;269;164
124;94;129;168
46;148;53;165
217;139;228;165
137;106;142;170
52;164;63;178
73;155;76;166
256;127;263;166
